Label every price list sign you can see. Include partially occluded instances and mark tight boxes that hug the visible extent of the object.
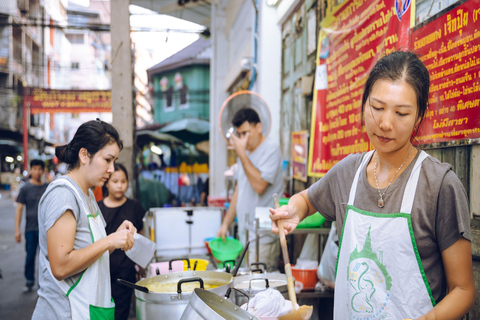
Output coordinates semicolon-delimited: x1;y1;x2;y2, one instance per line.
412;0;480;144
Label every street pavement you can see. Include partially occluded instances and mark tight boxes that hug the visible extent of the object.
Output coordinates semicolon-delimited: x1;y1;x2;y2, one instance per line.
0;190;38;319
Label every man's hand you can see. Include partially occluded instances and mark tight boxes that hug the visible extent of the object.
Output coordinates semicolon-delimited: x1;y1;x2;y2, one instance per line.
15;231;22;243
229;131;248;157
217;224;229;242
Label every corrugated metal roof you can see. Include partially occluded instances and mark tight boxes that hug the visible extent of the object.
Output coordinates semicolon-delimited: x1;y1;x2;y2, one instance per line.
147;37;211;77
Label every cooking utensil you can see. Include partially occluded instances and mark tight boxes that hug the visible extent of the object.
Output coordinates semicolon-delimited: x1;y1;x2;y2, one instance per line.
232;241;250;277
133;270;233;320
180;288;259;320
272;193;313;320
117;278;149;293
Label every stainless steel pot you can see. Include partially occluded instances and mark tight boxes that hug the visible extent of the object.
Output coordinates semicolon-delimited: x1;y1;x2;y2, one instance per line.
181;288;259;320
232;273;289;307
134;270;233;320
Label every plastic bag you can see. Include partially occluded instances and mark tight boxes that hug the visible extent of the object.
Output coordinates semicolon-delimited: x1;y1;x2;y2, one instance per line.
317;222;338;288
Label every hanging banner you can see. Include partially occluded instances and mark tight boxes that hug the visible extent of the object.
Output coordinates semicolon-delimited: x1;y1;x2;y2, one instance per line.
412;0;480;144
308;0;412;177
24;88;111;114
292;131;308;182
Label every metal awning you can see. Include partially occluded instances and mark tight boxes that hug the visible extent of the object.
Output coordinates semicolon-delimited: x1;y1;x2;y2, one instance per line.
130;0;211;27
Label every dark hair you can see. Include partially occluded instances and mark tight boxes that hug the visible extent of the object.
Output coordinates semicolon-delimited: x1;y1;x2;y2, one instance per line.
55;119;123;170
231;107;261;128
30;159;45;170
361;51;430;137
103;162;128;196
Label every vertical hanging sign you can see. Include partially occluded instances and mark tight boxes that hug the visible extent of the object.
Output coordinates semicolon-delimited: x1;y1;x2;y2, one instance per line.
308;0;412;177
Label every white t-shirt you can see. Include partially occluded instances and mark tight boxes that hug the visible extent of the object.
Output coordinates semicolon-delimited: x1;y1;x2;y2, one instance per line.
236;137;284;245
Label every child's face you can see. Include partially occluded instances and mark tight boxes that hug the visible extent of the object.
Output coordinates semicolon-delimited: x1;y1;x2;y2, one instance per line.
106;169;128;200
364;79;419;154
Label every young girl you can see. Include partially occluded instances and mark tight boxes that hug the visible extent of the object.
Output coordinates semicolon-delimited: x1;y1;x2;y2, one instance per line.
269;51;475;319
97;163;146;320
33;119;136;320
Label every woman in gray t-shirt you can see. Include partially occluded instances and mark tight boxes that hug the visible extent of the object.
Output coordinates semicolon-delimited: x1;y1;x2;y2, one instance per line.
270;52;474;320
33;119;137;320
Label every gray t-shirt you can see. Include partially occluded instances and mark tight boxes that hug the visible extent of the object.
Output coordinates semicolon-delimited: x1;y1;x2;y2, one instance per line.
236;137;284;244
307;150;471;303
16;181;48;232
33;176;106;320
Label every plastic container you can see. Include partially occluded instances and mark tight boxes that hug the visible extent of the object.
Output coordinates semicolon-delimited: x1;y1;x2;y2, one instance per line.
291;265;318;290
125;233;156;268
149;260;184;277
208;237;243;262
279;198;326;228
203;237;215;255
184;258;209;271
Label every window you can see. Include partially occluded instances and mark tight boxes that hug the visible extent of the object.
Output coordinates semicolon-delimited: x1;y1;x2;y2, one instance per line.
71;62;80;70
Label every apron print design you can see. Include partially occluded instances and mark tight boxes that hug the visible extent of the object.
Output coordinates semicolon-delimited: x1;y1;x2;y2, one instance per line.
347;226;392;320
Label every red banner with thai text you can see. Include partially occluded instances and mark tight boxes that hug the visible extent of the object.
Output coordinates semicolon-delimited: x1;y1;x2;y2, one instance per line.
412;0;480;144
308;0;412;177
24;88;111;114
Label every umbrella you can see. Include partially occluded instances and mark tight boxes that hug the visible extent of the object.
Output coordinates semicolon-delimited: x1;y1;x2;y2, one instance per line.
159;118;209;144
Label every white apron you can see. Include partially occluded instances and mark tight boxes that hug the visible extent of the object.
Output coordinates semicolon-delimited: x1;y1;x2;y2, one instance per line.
41;178;115;320
334;150;435;320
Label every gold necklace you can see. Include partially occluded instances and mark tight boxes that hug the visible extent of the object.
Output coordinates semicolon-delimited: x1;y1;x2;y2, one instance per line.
69;171;97;219
373;147;413;208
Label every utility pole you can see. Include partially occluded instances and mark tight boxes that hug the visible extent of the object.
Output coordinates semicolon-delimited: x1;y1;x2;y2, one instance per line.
110;0;135;192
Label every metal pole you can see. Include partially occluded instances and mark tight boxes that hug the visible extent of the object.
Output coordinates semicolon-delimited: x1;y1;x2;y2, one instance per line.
22;100;28;171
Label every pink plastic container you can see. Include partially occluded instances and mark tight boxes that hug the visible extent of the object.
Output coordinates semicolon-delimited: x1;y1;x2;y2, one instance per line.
149;261;184;277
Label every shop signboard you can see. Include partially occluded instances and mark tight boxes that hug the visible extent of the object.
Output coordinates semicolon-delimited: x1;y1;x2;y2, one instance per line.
412;0;480;144
308;0;412;177
24;88;111;114
308;0;480;177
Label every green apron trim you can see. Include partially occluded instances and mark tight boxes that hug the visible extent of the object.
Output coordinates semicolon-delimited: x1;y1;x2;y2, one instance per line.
89;304;115;320
335;204;435;306
87;216;95;243
66;269;87;297
406;212;436;307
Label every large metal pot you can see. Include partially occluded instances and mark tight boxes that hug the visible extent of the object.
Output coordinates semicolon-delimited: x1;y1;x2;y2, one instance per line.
135;270;233;320
232;273;289;307
181;288;259;320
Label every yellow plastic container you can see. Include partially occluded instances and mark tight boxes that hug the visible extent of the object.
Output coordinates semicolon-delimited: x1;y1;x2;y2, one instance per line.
183;258;209;271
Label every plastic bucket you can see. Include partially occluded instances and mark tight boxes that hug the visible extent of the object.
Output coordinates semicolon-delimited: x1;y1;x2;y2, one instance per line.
291;265;318;290
208;237;243;262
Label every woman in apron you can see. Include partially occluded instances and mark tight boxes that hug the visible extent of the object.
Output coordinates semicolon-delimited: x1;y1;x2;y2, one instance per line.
269;51;475;319
33;119;137;320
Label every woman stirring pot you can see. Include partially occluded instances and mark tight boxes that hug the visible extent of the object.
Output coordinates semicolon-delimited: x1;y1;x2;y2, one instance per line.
33;119;136;320
269;51;475;319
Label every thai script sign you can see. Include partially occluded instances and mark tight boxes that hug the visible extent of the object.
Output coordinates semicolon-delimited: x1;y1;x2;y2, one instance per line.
412;0;480;144
308;0;480;177
308;0;411;177
24;88;111;114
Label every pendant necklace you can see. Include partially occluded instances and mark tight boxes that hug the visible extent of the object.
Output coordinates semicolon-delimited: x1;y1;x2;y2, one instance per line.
373;147;413;208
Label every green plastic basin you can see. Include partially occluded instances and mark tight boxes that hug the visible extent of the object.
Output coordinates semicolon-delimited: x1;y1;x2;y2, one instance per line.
208;237;243;262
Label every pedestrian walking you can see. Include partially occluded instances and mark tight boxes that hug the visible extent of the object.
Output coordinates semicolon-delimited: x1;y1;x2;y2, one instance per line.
14;159;48;293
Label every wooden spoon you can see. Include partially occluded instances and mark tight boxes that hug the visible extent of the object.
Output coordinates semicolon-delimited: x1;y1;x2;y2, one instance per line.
272;193;313;320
